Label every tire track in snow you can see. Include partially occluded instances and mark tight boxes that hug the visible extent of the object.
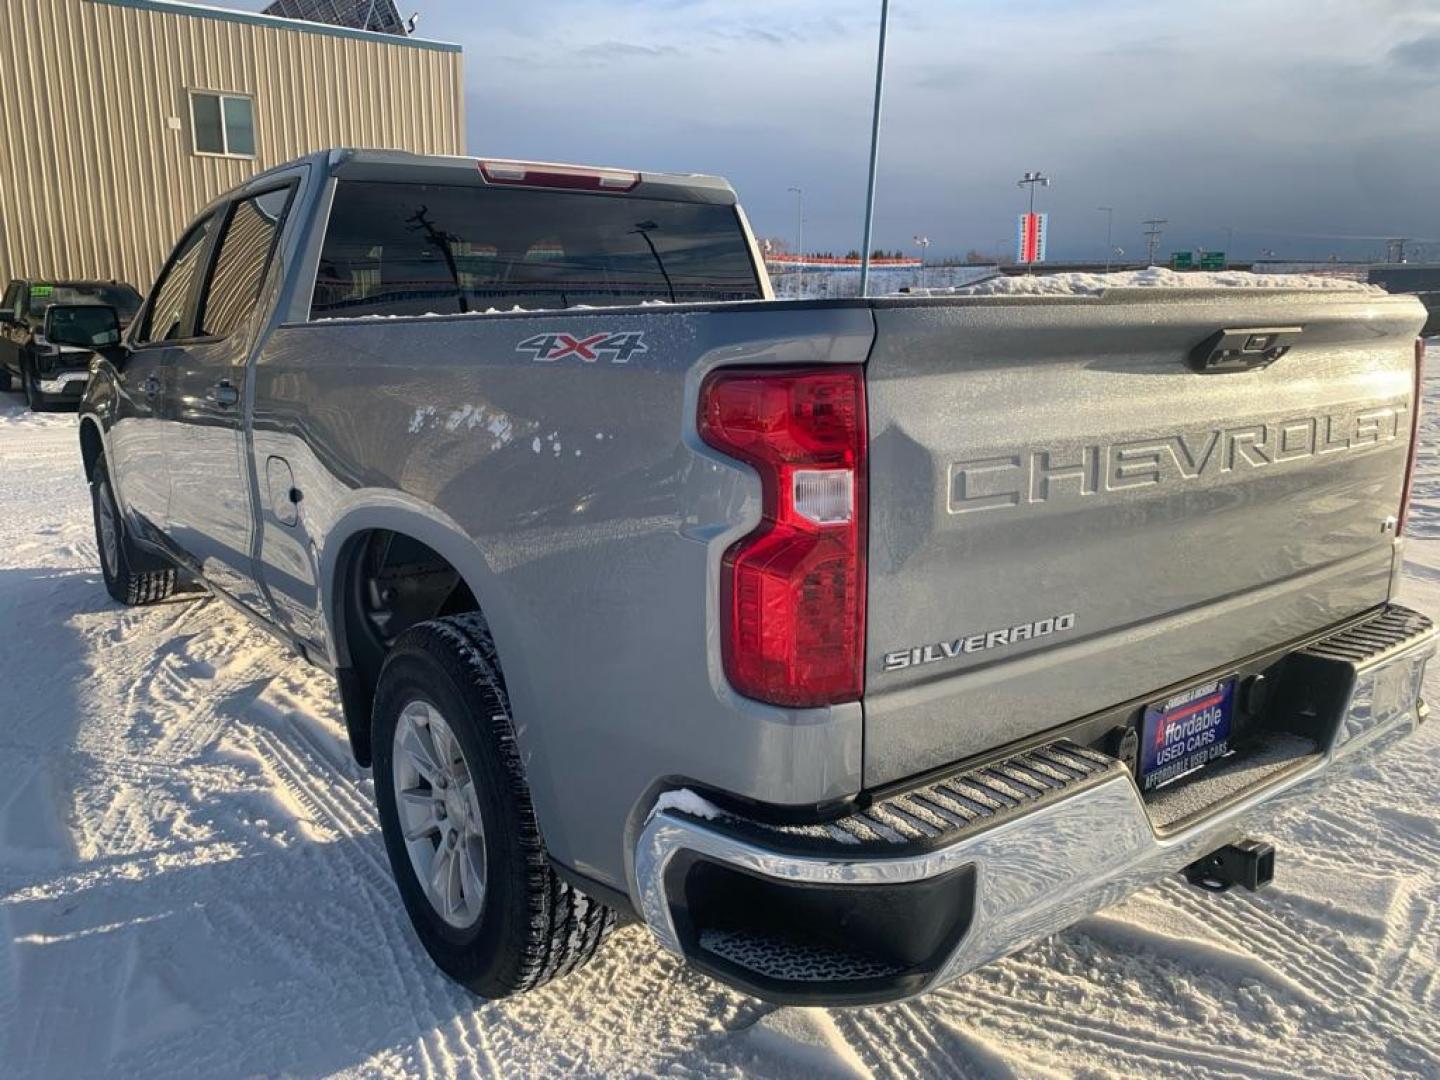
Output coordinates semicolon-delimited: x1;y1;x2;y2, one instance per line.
240;725;450;1080
928;980;1344;1080
1306;804;1440;873
242;718;510;1080
1098;892;1440;1075
242;695;519;1077
1156;882;1372;1000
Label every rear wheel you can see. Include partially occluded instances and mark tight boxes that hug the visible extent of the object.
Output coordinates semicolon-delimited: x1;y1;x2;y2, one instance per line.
373;613;615;998
90;458;177;605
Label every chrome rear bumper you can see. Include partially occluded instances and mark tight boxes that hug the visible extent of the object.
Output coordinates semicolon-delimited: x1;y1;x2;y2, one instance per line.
633;605;1435;1005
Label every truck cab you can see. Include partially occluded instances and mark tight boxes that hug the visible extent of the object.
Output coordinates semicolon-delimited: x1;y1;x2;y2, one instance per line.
0;278;142;409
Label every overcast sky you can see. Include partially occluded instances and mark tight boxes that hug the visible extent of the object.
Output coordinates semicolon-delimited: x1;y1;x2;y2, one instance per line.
226;0;1440;260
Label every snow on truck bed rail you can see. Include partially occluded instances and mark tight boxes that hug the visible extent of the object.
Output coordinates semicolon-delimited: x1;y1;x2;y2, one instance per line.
937;267;1384;297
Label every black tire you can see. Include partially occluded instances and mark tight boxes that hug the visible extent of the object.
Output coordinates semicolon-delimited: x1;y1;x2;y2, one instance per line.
22;361;51;412
373;612;615;999
90;458;177;606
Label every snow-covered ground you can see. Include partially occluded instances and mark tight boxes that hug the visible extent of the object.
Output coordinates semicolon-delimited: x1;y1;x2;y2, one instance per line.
1;377;1438;1079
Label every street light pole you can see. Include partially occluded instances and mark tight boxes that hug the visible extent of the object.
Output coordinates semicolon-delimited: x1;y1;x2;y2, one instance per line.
1097;206;1114;272
858;0;890;298
1016;171;1050;270
913;234;929;290
788;186;804;296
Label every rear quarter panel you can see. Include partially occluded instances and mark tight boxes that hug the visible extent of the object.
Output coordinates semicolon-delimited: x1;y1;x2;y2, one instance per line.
248;302;873;889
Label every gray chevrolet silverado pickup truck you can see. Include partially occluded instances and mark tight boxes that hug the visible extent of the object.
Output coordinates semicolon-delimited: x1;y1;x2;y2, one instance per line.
66;148;1435;1006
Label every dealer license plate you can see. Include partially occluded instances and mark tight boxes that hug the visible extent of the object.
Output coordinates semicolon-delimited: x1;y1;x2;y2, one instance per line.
1139;676;1235;792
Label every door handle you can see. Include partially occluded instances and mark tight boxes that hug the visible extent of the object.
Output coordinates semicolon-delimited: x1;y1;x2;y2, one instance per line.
208;380;239;408
143;374;161;400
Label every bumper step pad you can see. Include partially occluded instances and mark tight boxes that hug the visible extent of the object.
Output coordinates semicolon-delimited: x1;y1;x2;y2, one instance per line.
1300;604;1435;667
699;928;905;983
689;742;1126;858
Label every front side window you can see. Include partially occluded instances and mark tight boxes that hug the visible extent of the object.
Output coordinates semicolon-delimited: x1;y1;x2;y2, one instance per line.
310;181;763;319
191;92;256;157
138;216;214;344
1;282;19;317
200;187;295;339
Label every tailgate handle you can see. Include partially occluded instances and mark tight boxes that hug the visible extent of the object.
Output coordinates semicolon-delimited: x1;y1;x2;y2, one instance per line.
1189;326;1303;373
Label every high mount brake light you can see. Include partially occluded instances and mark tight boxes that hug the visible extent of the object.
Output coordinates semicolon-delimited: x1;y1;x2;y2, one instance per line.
1399;337;1426;533
478;160;641;192
698;366;867;708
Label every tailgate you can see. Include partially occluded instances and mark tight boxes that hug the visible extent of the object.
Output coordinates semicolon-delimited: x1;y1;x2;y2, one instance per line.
863;287;1425;786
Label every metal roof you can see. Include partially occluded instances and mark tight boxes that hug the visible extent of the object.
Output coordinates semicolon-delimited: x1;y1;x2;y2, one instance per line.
91;0;460;52
261;0;407;36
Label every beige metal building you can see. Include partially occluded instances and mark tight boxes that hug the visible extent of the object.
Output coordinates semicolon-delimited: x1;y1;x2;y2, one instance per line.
0;0;464;290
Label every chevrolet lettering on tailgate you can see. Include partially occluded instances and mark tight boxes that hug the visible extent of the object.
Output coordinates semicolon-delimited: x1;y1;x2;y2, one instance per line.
949;402;1408;515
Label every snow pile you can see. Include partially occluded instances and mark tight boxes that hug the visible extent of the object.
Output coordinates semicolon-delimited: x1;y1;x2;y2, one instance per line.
946;266;1384;297
651;787;724;821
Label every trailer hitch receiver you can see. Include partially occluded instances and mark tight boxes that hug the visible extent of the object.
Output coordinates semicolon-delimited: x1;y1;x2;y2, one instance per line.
1183;839;1275;893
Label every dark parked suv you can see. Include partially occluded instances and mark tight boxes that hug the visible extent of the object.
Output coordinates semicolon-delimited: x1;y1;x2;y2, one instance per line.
0;279;142;409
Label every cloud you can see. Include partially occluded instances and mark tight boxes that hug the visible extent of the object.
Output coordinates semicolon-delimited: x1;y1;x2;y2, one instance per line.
572;39;683;60
1389;30;1440;68
433;0;1440;259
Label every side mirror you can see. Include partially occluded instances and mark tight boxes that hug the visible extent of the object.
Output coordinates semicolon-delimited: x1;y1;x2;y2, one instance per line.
43;304;122;350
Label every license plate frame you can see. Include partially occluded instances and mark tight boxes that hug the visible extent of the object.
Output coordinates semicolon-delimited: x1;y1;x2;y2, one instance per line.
1139;675;1237;792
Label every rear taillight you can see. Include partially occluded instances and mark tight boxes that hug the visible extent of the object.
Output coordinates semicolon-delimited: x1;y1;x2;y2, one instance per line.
1399;337;1426;532
478;160;640;191
699;366;867;707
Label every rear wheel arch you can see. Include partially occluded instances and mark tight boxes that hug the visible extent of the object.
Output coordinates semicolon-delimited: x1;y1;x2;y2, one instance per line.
78;416;106;483
320;507;503;766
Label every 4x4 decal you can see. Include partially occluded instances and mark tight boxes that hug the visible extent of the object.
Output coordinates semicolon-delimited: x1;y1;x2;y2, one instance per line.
516;331;648;364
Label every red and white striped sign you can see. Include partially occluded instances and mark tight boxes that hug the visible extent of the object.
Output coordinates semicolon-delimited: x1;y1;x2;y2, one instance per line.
1017;212;1048;264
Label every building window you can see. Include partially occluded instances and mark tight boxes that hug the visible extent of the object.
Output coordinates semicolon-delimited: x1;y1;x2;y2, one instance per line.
190;92;256;158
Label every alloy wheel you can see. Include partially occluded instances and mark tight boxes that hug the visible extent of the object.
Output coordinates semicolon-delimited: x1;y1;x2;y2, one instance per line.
96;477;119;578
391;699;488;929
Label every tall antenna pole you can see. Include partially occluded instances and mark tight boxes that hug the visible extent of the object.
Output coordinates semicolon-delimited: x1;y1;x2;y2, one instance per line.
788;186;804;295
858;0;890;298
1143;218;1167;266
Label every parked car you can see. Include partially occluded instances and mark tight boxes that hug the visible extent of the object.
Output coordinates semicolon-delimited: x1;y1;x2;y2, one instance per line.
1369;264;1440;338
0;279;142;409
71;148;1435;1006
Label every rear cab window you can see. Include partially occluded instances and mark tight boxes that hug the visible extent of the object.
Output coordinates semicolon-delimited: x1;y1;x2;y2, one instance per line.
310;180;763;319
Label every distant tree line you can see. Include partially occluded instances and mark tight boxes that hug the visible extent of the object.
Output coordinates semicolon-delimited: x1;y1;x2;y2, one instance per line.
758;237;1015;266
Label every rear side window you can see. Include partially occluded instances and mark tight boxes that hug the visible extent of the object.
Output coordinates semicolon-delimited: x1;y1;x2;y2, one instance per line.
138;216;214;344
311;180;762;319
200;187;294;338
